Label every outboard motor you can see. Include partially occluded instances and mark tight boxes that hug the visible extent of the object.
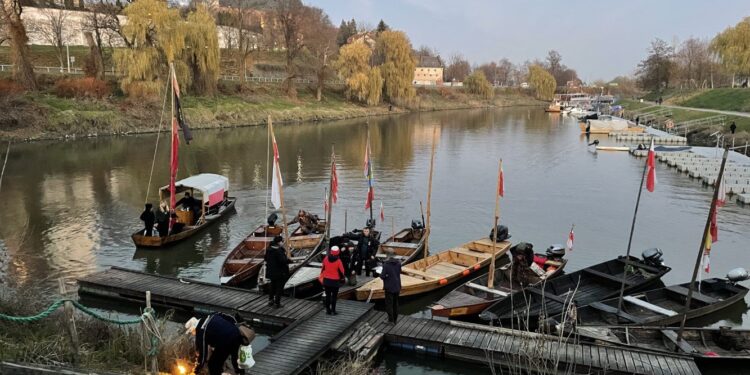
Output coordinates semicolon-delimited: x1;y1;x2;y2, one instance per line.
727;268;750;283
489;225;511;242
411;219;424;230
641;248;664;267
366;218;376;229
546;244;566;260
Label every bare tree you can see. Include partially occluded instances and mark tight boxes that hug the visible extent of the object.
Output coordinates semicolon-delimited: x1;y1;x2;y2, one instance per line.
675;37;713;88
229;0;259;79
0;0;37;89
444;54;471;82
275;0;309;98
303;6;337;101
496;58;513;86
30;7;72;69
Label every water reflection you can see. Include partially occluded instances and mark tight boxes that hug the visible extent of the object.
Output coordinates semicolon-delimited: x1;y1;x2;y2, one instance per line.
0;108;748;330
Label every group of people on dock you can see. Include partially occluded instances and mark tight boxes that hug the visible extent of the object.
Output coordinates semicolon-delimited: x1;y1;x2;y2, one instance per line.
138;192;203;237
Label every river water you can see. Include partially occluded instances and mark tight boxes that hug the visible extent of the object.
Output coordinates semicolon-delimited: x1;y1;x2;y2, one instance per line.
1;107;749;373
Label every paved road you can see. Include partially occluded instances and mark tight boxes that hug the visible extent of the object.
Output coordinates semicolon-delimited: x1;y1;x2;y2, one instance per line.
648;102;750;118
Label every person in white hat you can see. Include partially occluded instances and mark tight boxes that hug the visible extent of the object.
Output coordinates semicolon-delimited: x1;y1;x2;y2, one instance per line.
185;313;245;375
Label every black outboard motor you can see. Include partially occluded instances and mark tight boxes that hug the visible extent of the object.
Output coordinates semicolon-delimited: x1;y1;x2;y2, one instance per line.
489;225;510;242
726;268;750;283
546;244;566;261
366;218;376;229
641;248;664;267
267;212;278;226
411;219;424;230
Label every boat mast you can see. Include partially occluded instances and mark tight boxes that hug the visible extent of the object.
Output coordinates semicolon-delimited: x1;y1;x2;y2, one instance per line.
424;127;437;258
325;144;335;239
366;125;374;224
168;62;177;212
615;138;651;315
268;115;291;257
488;159;502;288
676;147;729;344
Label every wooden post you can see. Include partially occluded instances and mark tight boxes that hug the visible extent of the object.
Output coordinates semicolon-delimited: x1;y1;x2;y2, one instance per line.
344;209;348;233
488;160;502;288
0;142;9;193
325;144;335;239
146;291;157;374
391;216;395;241
424;127;437;258
268;116;291;256
58;278;79;363
677;147;729;344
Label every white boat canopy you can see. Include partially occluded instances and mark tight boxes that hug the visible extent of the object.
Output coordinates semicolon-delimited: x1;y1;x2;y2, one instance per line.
160;173;229;206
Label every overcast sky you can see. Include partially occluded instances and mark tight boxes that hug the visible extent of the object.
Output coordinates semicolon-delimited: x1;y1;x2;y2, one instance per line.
305;0;750;81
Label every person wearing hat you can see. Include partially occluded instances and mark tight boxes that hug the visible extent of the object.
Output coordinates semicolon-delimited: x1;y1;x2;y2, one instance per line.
380;248;402;323
139;203;155;237
345;227;379;277
185;313;246;375
319;246;346;315
264;235;291;307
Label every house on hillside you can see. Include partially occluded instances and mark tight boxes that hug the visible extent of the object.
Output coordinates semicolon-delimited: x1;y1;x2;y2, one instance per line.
413;55;443;86
346;31;377;49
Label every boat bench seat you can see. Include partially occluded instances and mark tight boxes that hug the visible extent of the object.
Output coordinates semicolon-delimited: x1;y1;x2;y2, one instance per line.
588;302;645;323
623;296;678;316
289;234;320;241
583;268;637;286
450;247;491;259
226;259;253;265
661;329;698;354
665;285;720;304
617;258;662;274
525;287;568;305
402;267;437;280
375;254;408;260
383;241;420;249
308;262;323;267
467;282;509;297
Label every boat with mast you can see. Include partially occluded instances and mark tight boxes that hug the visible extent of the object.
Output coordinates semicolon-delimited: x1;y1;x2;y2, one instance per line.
132;63;236;248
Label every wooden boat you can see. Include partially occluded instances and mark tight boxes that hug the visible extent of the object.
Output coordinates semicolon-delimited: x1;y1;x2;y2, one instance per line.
374;224;427;266
257;219;328;291
575;326;750;368
431;245;568;319
566;278;748;327
355;238;511;301
132;174;237;248
219;224;283;286
479;252;671;326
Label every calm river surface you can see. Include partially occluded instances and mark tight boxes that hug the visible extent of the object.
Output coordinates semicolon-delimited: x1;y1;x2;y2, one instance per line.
1;107;749;373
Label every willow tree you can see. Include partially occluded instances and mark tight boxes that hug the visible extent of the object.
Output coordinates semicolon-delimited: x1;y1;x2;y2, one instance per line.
0;0;36;90
527;65;556;100
115;0;186;96
185;5;220;95
711;17;750;87
375;30;415;104
464;71;494;99
335;42;382;105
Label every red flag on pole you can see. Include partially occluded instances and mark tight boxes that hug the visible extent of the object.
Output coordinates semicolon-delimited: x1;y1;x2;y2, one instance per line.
717;174;726;207
710;206;718;243
324;188;329;213
364;136;374;209
566;226;575;252
646;139;656;192
331;156;338;204
380;202;385;222
498;162;504;197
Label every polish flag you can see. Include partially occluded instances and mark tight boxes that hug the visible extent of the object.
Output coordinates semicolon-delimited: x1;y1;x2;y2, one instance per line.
717;175;726;207
331;156;339;204
324;189;329;213
270;130;283;210
380;202;385;222
646;139;656;192
566;227;575;252
498;163;505;197
710;206;718;243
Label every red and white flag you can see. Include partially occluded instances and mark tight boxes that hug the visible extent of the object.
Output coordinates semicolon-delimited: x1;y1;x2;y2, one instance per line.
646;139;656;192
270;129;283;210
566;226;575;252
323;188;329;213
717;175;726;207
380;202;385;222
498;162;505;197
710;206;718;243
331;155;339;204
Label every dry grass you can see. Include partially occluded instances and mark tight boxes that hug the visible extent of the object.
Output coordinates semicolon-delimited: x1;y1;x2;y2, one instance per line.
316;356;384;375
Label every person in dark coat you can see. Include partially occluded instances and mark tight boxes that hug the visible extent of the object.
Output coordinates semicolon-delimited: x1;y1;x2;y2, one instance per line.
319;246;346;315
730;121;737;134
186;313;245;375
346;227;379;277
139;203;155;236
380;248;402;323
264;235;291;307
154;203;169;237
339;241;353;282
176;192;201;224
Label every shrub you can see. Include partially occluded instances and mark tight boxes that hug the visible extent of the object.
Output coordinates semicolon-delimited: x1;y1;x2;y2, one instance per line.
54;78;110;99
464;71;494;99
0;79;24;96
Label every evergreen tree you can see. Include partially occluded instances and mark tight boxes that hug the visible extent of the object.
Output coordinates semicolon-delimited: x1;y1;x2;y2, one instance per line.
376;19;389;33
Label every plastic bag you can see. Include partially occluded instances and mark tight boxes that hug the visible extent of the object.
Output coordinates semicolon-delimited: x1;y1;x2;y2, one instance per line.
238;345;255;369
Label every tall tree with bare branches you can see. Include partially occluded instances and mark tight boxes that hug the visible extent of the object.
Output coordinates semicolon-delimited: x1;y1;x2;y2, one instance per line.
275;0;309;98
0;0;36;89
29;7;72;70
303;6;337;101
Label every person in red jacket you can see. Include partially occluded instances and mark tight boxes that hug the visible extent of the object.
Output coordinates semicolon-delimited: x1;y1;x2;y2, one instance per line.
319;246;345;315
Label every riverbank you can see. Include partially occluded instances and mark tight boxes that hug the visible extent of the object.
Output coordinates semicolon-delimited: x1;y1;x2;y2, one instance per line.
0;83;544;142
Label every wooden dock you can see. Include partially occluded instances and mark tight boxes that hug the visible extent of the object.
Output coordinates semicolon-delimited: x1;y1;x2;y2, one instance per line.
76;268;702;375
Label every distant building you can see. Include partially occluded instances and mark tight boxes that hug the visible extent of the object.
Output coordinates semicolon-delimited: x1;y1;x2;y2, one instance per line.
566;79;583;89
346;32;377;50
413;55;443;86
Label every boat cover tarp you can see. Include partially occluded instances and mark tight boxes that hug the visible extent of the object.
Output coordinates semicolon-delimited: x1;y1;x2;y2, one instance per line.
161;173;229;205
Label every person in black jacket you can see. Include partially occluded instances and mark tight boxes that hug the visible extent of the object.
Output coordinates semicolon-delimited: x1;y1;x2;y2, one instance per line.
264;235;291;307
186;313;245;375
139;203;155;236
380;248;402;323
346;227;379;277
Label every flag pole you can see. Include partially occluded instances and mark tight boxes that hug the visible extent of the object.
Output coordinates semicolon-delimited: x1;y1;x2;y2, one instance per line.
326;144;335;239
367;124;374;224
269;115;291;257
616;138;651;315
676;147;729;344
424;127;437;259
488;159;502;288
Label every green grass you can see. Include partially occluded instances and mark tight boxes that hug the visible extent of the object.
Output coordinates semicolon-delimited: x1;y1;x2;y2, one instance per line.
620;98;750;132
678;88;750;112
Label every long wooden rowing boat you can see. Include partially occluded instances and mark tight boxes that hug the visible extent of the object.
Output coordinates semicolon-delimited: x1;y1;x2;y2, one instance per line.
567;278;748;327
431;248;568;319
479;254;671;326
219;224;282;286
257;220;328;291
374;225;427;266
355;238;511;301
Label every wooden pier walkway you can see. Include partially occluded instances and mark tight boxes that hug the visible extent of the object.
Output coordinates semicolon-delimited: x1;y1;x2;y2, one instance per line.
76;268;702;375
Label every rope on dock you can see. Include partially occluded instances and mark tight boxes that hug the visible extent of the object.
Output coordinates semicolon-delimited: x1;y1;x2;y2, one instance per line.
0;298;150;325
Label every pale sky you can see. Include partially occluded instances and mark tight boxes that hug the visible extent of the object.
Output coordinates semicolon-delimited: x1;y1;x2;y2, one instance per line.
305;0;750;81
